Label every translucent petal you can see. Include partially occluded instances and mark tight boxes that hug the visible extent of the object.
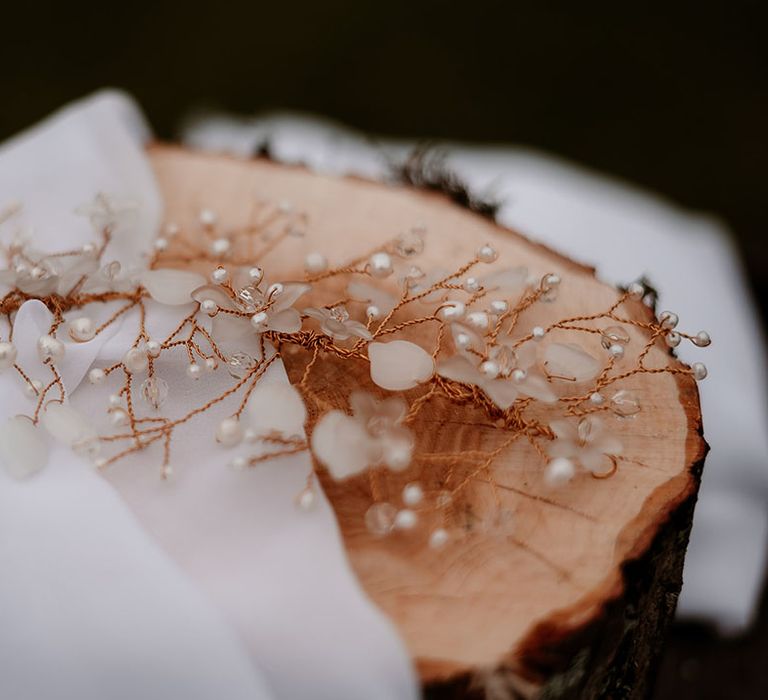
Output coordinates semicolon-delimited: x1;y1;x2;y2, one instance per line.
0;416;48;479
347;280;396;314
42;401;98;455
518;373;557;403
543;342;601;382
549;419;577;441
483;378;520;410
596;434;623;456
311;410;371;480
271;283;311;312
211;313;251;345
369;340;434;391
513;340;538;370
481;266;528;295
345;320;374;341
247;380;307;439
436;355;482;386
141;269;206;306
267;308;302;333
191;284;237;310
580;448;613;475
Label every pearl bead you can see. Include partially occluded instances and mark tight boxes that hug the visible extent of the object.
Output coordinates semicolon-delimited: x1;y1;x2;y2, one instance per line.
480;360;500;379
437;300;466;322
109;408;128;426
511;368;527;383
146;339;162;358
199;208;217;227
211;266;229;284
532;326;546;341
37;335;65;362
81;242;97;256
205;357;218;371
68;317;96;343
124;347;149;374
366;305;381;320
229;456;247;471
429;528;449;549
369;252;393;278
543;273;561;288
659;311;679;329
296;488;316;511
463;276;480;293
201;299;217;316
30;266;46;279
466;311;490;331
251;311;269;331
477;244;498;263
248;266;264;283
454;332;471;350
154;237;169;251
108;394;122;407
608;343;625;358
628;282;645;300
88;368;105;384
693;331;711;347
211;238;230;256
490;299;509;315
402;482;424;506
24;379;43;398
304;252;328;274
692;362;708;381
590;392;605;405
165;223;180;237
94;457;108;469
0;341;18;370
394;508;418;530
266;282;284;299
545;457;575;486
187;362;201;379
665;331;681;348
216;417;243;447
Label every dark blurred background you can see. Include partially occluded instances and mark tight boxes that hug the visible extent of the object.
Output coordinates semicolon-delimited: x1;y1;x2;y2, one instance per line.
2;1;766;696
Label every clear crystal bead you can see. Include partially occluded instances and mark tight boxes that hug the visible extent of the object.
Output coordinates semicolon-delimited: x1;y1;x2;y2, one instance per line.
364;502;397;537
236;286;265;313
610;389;641;417
394;229;425;258
601;325;631;349
227;352;257;379
140;376;169;410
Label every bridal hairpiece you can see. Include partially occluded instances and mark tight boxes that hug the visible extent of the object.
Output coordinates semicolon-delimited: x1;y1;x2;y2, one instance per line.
0;194;710;546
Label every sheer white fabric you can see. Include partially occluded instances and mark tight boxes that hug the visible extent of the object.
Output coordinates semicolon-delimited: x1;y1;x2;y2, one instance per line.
0;92;418;700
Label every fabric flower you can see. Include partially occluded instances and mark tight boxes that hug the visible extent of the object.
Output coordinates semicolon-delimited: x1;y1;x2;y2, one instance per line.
547;416;622;476
311;391;414;479
437;340;556;410
303;305;372;341
368;340;434;391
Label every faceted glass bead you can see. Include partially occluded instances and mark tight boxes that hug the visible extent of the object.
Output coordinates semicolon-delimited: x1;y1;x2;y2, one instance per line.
227;352;257;379
610;389;641;417
394;229;425;258
364;502;398;536
140;376;169;410
601;325;631;349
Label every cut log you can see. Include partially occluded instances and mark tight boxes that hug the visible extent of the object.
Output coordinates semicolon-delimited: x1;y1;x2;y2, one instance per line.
148;144;707;699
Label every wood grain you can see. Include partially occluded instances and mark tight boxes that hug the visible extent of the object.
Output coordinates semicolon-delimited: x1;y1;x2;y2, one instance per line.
149;144;707;697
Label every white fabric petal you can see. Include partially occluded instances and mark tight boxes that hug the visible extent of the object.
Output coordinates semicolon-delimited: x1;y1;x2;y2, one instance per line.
543;342;601;382
41;401;98;453
347;280;397;314
436;354;482;386
247;379;307;439
311;410;372;479
267;307;302;333
271;282;311;312
518;373;558;403
481;266;528;296
141;269;206;306
482;378;520;410
368;340;434;391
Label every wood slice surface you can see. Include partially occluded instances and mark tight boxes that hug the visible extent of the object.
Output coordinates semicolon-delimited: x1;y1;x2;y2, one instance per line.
148;145;707;698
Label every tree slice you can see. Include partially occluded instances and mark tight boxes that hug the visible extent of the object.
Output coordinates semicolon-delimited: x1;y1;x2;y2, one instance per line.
148;145;707;699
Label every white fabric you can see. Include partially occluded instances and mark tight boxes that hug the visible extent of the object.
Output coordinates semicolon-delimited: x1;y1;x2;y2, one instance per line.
184;112;768;633
0;93;417;700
